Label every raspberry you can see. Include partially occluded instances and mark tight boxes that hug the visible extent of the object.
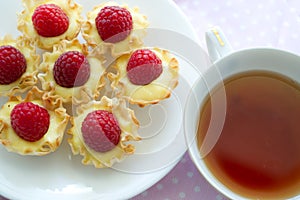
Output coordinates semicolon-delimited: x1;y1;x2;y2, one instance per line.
81;110;121;152
0;45;26;85
53;51;90;88
126;49;163;85
32;4;69;37
11;102;50;142
95;6;133;43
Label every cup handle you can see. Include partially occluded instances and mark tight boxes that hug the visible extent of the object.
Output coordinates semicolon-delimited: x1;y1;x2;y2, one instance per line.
205;26;233;63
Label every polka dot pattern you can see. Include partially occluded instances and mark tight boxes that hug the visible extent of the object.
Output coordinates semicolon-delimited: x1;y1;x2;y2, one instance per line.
132;0;300;199
132;154;226;200
170;0;300;55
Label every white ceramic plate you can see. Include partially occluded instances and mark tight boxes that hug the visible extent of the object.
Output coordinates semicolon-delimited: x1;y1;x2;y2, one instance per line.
0;1;209;199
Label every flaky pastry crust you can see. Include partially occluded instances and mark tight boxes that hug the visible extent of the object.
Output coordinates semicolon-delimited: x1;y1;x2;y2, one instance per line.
82;1;149;57
109;48;179;107
68;96;140;168
0;35;39;97
0;87;69;156
17;0;82;50
38;39;106;105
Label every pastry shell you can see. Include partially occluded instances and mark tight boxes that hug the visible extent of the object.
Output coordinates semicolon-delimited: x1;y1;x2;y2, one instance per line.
17;0;82;50
109;48;179;107
68;96;140;168
82;1;149;57
38;39;106;105
0;87;69;155
0;35;39;96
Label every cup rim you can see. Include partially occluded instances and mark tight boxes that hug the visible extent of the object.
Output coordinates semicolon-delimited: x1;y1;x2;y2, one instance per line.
184;47;300;200
213;46;300;64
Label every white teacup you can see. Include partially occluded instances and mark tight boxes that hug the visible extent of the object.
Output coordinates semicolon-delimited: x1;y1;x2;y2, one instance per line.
185;27;300;200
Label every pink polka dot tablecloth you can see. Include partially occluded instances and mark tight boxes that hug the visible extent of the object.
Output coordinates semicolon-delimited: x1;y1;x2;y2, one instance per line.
132;0;300;200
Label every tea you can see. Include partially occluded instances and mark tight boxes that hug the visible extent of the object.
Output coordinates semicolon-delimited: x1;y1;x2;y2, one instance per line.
197;71;300;199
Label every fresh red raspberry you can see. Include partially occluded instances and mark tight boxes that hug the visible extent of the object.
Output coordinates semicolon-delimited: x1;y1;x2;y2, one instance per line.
95;6;133;43
53;51;90;88
32;4;69;37
0;45;26;85
126;49;163;85
81;110;121;152
11;102;50;142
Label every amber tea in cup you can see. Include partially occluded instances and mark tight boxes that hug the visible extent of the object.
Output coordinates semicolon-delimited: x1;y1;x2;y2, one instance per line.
185;27;300;200
198;70;300;199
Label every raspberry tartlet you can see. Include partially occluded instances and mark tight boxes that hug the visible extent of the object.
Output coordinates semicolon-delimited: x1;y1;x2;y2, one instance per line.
0;87;69;155
68;96;140;168
109;48;179;106
0;35;39;96
38;39;106;105
17;0;82;50
82;1;148;57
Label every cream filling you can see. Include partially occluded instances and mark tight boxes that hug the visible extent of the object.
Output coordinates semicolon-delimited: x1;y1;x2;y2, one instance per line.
110;48;179;106
0;100;69;155
38;39;106;104
82;1;149;57
68;96;140;168
17;0;82;50
0;35;39;96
